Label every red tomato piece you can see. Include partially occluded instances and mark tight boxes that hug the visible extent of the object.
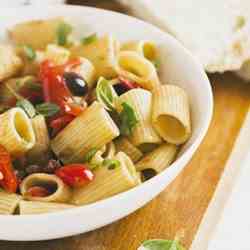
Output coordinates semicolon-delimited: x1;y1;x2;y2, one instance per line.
50;114;75;136
26;186;50;197
0;145;18;193
55;164;94;188
118;76;140;89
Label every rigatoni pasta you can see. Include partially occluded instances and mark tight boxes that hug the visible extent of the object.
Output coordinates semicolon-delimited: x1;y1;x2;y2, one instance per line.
51;102;120;163
19;200;75;215
0;18;192;214
71;152;139;205
152;85;191;144
0;190;22;215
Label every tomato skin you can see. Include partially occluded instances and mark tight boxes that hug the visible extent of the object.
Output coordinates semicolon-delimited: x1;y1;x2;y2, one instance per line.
55;164;94;188
0;145;18;193
118;76;140;89
26;186;50;197
49;114;75;136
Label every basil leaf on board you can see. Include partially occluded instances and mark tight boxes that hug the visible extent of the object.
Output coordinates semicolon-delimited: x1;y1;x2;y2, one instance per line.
103;159;120;170
96;77;117;111
119;102;138;136
56;22;72;46
35;102;60;117
23;45;36;61
81;33;97;45
16;99;36;118
139;240;186;250
83;148;98;163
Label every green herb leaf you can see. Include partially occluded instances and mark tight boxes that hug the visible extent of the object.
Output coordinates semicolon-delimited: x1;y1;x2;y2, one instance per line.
16;99;36;118
103;159;120;170
56;22;72;46
23;45;36;61
96;77;117;111
119;102;138;136
81;33;97;45
35;102;60;117
140;240;186;250
153;59;160;70
25;80;42;92
83;148;98;163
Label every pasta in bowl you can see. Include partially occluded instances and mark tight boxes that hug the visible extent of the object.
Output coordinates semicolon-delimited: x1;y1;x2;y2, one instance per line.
0;5;213;241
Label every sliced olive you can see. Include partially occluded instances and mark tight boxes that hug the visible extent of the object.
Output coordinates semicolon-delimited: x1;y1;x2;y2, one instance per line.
142;169;157;181
63;72;89;96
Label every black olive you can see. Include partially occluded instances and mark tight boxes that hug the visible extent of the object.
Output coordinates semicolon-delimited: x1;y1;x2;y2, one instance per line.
141;169;157;181
113;83;130;96
63;72;88;96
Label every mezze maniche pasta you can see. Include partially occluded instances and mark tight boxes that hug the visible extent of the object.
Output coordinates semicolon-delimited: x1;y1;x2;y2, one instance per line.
0;17;191;215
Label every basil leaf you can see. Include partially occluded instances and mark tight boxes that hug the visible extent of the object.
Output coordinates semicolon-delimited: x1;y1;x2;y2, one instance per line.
16;99;36;118
56;22;72;46
35;102;60;117
23;45;36;61
83;148;98;163
103;159;120;170
81;33;97;45
140;240;186;250
119;102;138;136
96;77;117;111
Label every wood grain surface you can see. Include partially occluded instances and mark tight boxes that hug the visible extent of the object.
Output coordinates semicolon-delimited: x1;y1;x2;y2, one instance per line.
1;1;250;250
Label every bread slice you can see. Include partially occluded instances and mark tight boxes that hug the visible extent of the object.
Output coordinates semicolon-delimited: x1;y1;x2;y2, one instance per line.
118;0;250;73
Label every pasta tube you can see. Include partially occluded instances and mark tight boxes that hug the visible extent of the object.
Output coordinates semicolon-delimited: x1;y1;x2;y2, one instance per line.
27;115;50;164
136;143;178;173
114;137;143;163
116;89;162;151
121;40;157;61
9;17;68;50
115;51;160;90
0;190;22;215
71;152;139;205
152;85;191;144
44;44;70;65
0;107;35;158
0;45;23;81
51;102;120;164
20;173;72;203
74;57;96;88
102;141;116;159
19;201;75;215
70;35;119;78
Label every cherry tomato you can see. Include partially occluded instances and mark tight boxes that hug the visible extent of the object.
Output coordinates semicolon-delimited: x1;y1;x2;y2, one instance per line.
55;164;94;188
49;114;75;136
0;145;18;193
39;59;85;117
26;186;50;197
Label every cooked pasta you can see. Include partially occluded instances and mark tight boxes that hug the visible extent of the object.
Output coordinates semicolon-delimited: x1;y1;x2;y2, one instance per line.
136;144;178;173
51;102;120;163
0;45;23;81
0;190;22;215
27;115;50;164
152;85;191;144
114;137;143;163
0;107;35;158
19;200;75;215
70;35;119;79
121;40;157;61
116;88;162;150
71;152;139;205
115;51;160;90
20;173;72;203
0;18;192;214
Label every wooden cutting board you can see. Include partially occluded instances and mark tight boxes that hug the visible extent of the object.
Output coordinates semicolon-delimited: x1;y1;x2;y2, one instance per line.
1;1;250;249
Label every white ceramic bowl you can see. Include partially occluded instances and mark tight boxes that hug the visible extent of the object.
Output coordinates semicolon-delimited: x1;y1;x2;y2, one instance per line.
0;5;213;241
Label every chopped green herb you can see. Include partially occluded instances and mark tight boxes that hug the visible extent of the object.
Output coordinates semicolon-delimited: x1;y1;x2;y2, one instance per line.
35;102;60;117
96;77;117;111
83;148;98;163
16;99;36;118
81;33;97;45
140;240;186;250
56;22;72;46
25;80;42;91
15;80;21;88
119;102;138;136
103;159;120;170
23;45;36;61
153;59;160;70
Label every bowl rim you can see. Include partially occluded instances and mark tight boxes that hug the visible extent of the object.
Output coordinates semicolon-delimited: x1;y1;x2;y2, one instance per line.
0;4;213;240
